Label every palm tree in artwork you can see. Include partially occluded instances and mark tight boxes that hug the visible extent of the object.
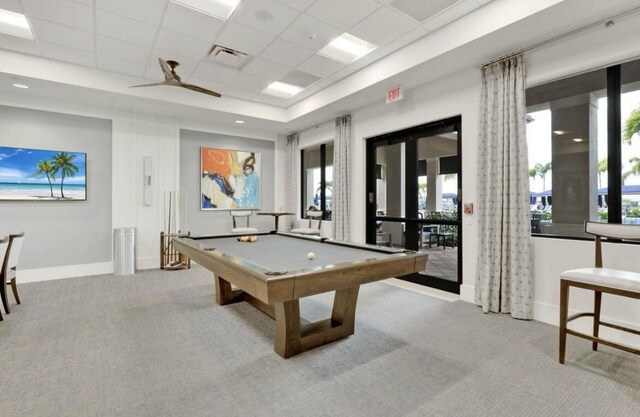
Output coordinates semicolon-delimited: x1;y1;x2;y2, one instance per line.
33;160;56;197
52;152;79;198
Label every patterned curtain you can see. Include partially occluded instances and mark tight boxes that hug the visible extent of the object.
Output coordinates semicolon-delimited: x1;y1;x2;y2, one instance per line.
475;54;533;320
333;116;351;241
285;134;299;220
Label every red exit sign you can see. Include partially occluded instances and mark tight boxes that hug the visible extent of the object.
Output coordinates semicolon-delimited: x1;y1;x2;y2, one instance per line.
386;86;403;103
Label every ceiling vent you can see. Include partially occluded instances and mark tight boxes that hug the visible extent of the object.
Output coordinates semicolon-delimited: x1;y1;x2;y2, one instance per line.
207;45;250;69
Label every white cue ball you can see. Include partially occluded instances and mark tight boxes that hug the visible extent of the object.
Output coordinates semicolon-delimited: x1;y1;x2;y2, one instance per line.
307;252;315;260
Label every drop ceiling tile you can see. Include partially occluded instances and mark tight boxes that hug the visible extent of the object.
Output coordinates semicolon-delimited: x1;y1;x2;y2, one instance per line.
0;0;22;13
350;7;416;46
222;84;259;101
30;18;94;53
349;47;391;70
382;26;428;51
296;54;345;78
242;57;290;79
95;0;167;26
192;62;240;83
0;33;39;54
422;1;480;31
97;55;147;77
279;14;342;51
96;10;158;47
305;0;380;31
96;35;151;65
231;0;299;37
40;41;95;67
229;73;270;91
259;39;314;68
21;0;94;32
214;22;274;57
143;65;161;80
71;0;93;5
154;28;211;61
161;1;225;42
183;76;226;93
279;70;320;87
147;49;198;78
390;0;458;23
275;0;314;12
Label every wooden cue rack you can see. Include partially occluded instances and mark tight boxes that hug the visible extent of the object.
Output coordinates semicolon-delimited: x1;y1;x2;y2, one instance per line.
160;231;191;270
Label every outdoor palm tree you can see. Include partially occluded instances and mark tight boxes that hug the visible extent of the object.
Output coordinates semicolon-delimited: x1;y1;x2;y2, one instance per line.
52;152;79;198
33;160;56;197
623;157;640;185
598;158;608;189
534;162;552;191
623;107;640;144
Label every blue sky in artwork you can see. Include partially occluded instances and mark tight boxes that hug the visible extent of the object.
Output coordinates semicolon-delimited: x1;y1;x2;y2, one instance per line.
0;146;86;184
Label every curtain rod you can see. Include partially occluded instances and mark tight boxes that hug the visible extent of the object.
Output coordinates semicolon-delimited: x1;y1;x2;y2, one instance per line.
481;5;640;68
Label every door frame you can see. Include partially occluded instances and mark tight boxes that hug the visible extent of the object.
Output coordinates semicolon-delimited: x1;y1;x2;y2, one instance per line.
365;116;462;293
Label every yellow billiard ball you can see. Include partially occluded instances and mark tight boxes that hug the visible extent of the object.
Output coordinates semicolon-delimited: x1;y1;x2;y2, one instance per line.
307;252;315;260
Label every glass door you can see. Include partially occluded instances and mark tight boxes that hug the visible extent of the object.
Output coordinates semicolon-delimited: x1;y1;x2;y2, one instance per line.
366;117;462;293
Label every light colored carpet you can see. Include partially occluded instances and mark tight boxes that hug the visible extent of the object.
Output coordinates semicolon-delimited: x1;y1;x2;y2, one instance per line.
0;265;638;417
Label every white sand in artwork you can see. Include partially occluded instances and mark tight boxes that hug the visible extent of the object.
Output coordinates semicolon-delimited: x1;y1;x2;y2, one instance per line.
0;188;86;200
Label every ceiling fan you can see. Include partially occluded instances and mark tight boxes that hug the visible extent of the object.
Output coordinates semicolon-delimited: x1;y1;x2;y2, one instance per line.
130;58;221;98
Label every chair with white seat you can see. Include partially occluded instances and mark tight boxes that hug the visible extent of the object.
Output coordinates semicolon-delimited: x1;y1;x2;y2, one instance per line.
291;210;323;236
0;237;8;321
559;221;640;364
1;232;24;315
230;211;258;234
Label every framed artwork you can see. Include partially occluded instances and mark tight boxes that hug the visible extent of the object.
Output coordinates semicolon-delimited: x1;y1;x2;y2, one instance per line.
0;146;87;201
200;147;260;210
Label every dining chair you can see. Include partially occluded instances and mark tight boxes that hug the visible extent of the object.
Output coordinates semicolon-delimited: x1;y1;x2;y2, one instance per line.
0;237;8;321
559;222;640;364
1;232;24;315
230;211;258;234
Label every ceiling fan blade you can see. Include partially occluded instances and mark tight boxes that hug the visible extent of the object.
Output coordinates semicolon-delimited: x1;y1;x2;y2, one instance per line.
158;58;173;79
130;81;169;88
180;83;222;98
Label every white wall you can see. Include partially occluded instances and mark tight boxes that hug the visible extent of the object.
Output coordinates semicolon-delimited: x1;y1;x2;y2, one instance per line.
283;12;640;344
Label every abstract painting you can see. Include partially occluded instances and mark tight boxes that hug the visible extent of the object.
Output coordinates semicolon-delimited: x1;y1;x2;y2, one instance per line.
0;146;87;201
200;147;260;210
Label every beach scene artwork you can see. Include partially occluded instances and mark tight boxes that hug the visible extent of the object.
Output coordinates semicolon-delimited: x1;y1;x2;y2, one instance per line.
0;146;87;201
201;147;260;210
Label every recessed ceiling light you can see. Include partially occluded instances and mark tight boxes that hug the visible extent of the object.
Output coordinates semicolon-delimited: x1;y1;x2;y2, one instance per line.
0;8;34;39
572;138;584;142
262;81;303;98
235;120;244;124
170;0;241;20
13;83;29;89
553;130;567;135
319;33;377;64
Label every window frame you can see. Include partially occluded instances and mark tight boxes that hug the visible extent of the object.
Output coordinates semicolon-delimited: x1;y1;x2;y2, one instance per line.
300;142;333;220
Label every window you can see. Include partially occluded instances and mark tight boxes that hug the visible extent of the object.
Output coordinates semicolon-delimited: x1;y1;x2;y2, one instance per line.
526;57;640;237
301;143;333;220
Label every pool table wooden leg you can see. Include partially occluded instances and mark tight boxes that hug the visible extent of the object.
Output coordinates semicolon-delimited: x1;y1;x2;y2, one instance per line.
273;286;361;358
274;300;301;358
215;275;244;305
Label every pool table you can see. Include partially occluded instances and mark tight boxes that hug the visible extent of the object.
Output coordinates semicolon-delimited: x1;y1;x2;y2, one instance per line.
172;232;428;358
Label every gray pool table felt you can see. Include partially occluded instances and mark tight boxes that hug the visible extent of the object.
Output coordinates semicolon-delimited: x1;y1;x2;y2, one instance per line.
193;234;388;273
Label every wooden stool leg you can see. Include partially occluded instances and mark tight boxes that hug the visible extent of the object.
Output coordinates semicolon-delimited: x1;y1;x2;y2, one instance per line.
274;300;301;358
592;291;602;351
0;283;9;314
559;280;570;364
10;278;20;305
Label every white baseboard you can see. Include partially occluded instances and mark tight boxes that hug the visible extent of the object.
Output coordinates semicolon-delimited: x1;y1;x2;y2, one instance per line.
18;261;113;283
460;284;475;303
137;256;159;271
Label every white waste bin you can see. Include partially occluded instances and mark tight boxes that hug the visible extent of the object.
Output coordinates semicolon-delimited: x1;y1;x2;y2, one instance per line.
114;227;136;275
